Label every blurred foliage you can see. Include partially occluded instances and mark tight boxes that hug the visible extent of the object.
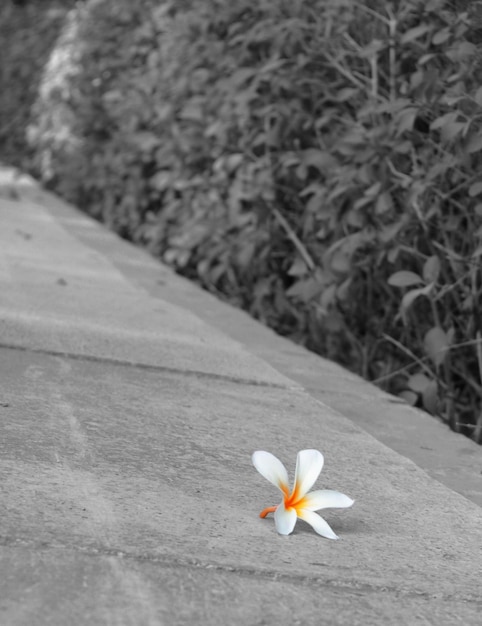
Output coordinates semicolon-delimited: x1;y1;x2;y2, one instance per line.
0;0;77;168
27;0;482;442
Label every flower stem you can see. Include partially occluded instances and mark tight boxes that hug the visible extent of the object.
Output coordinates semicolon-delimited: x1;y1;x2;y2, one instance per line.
259;506;277;518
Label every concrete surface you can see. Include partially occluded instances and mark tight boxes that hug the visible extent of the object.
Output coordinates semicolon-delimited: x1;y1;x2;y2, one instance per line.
19;173;482;509
1;167;482;625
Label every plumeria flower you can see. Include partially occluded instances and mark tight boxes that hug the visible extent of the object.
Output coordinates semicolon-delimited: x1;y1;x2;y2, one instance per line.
252;449;354;539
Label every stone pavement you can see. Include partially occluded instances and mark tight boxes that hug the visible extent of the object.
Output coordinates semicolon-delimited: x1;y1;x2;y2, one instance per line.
1;167;481;625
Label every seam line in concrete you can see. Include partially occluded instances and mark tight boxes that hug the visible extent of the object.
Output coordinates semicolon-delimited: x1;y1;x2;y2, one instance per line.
0;342;299;390
2;537;481;606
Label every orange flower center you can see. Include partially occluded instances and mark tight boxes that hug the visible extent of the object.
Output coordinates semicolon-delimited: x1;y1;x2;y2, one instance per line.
259;482;307;518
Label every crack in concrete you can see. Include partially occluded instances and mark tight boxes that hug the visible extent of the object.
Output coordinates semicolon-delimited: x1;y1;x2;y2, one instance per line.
0;342;298;390
1;535;481;606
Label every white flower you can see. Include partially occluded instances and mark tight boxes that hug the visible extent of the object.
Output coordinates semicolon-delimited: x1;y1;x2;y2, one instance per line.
252;449;354;539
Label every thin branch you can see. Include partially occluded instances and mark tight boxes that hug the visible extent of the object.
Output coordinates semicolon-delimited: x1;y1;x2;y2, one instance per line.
370;54;378;98
475;330;482;388
323;52;367;89
435;170;481;202
433;187;468;214
342;32;363;54
387;13;397;101
351;0;391;26
371;359;423;385
445;338;482;351
270;206;316;273
452;365;482;396
386;158;412;186
381;333;444;387
471;266;482;440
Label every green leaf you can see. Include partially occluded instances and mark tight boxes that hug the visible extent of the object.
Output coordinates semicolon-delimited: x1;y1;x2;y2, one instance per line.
388;271;424;287
306;192;330;218
418;53;437;66
400;24;431;44
472;244;482;258
150;171;171;191
401;283;434;319
286;277;323;302
131;132;160;152
336;277;352;302
446;41;476;61
287;256;309;278
426;0;445;10
410;70;425;89
179;101;204;122
469;182;482;197
330;249;351;275
364;181;382;197
441;122;465;143
430;112;458;131
226;153;244;172
236;241;257;270
398;390;418;406
423;255;440;283
300;149;336;172
407;373;431;393
424;326;449;368
378;216;409;243
432;27;451;45
320;284;337;309
335;88;359;102
396;107;418;135
230;67;257;87
465;132;482;154
475;87;482;107
375;192;393;214
353;195;373;211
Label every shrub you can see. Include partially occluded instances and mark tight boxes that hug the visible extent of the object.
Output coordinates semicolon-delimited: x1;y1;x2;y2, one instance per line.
0;0;76;168
30;0;482;442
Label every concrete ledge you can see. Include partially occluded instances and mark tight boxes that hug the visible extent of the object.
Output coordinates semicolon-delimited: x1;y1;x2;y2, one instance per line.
18;169;482;508
1;167;482;625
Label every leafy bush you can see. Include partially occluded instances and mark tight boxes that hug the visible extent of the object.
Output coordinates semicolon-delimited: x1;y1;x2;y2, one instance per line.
0;0;76;168
30;0;482;442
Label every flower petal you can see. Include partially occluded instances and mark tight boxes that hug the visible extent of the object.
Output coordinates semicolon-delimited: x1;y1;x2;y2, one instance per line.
298;509;339;540
274;501;297;535
302;490;354;511
252;451;289;495
292;449;324;500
